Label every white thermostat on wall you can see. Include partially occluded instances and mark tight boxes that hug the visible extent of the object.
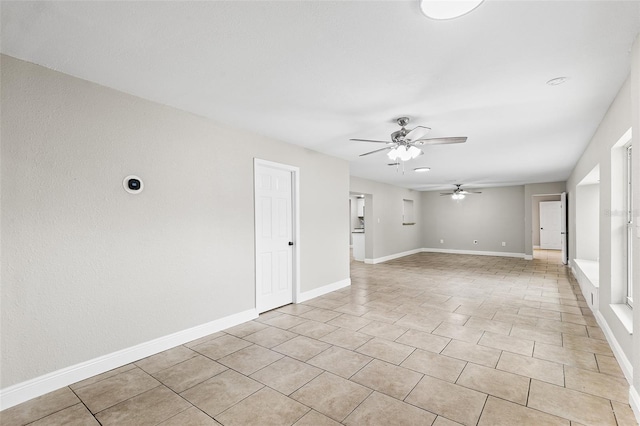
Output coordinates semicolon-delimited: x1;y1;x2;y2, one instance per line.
123;175;144;194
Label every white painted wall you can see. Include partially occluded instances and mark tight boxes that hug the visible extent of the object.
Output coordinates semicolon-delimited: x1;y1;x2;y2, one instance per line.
422;185;526;254
0;55;350;390
575;183;600;261
566;35;639;418
630;33;640;422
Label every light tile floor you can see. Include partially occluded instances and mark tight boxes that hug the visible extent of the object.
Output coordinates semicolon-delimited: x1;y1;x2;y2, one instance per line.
3;250;638;425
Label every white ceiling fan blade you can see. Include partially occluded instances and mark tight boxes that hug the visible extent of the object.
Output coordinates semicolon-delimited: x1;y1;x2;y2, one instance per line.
359;146;393;157
415;136;467;145
350;138;392;144
405;126;431;142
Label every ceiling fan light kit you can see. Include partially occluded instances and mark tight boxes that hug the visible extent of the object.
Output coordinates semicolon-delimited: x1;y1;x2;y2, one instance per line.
441;184;482;201
351;116;467;170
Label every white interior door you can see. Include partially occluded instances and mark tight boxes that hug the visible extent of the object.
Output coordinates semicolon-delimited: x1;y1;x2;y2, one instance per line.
255;161;295;313
540;201;562;250
561;192;568;264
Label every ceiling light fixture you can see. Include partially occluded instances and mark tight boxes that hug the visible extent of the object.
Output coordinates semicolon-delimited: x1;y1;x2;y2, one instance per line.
414;167;431;172
546;77;568;86
452;193;466;200
419;0;484;20
388;145;422;162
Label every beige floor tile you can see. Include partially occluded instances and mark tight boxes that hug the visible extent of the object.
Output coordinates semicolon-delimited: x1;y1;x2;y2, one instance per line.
250;356;322;395
562;313;597;326
355;337;415;364
307;345;372;378
395;328;451;353
180;369;263;417
27;403;100;426
528;380;617;425
224;321;268;338
433;416;465;426
401;349;466;382
344;391;437;426
218;344;283;375
351;359;423;400
478;396;569;426
300;308;342;322
596;354;625;378
518;307;562;320
191;334;253;360
611;401;639;426
135;346;198;374
95;386;190;426
394;313;442;332
562;335;614;356
70;364;136;390
358;320;407;340
152;355;227;393
263;313;309;330
290;372;372;422
442;339;501;367
272;335;331;361
158;407;221;425
243;326;298;348
497;351;564;386
433;322;484;343
74;367;160;413
362;309;406;323
327;313;372;331
463;316;512;335
184;332;226;348
587;326;606;340
320;328;372;350
564;366;629;403
534;342;598;370
276;303;316;316
493;311;539;326
536;318;587;336
334;303;370;316
289;320;338;339
539;302;582;315
1;387;80;426
456;362;530;405
293;410;342;426
215;387;309;426
510;324;563;345
479;331;534;356
405;375;487;426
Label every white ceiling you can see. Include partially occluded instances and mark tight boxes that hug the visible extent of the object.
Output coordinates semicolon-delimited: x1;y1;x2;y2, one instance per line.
2;1;639;191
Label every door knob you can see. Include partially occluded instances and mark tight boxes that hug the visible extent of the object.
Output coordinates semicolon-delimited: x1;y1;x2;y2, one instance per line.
288;242;294;246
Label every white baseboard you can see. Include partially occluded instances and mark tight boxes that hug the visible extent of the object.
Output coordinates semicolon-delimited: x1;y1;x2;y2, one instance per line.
524;254;533;260
533;245;540;249
422;248;526;259
297;278;351;303
594;310;633;384
0;308;258;411
630;386;640;424
365;248;423;264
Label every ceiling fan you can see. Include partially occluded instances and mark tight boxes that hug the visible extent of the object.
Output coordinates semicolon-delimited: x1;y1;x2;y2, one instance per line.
440;184;482;200
350;117;467;162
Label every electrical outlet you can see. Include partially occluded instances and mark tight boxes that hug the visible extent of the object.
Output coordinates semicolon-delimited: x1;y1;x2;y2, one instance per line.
502;242;506;247
440;239;444;244
473;240;478;244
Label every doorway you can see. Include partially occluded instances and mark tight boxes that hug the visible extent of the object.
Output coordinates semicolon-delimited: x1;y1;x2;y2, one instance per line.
254;159;299;313
539;201;562;249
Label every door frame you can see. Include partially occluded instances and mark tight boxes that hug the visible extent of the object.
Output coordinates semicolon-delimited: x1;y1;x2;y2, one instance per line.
254;158;301;311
